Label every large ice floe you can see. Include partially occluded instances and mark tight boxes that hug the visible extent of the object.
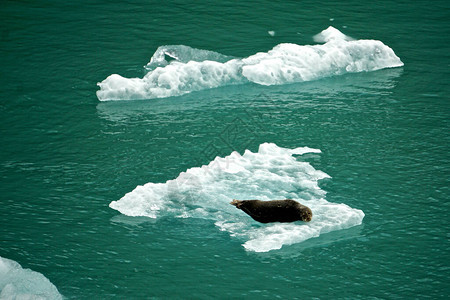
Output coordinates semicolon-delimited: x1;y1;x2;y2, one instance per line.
97;26;403;101
110;143;365;252
0;256;63;300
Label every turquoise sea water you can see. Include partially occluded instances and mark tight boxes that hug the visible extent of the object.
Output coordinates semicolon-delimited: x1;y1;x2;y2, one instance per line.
1;0;449;299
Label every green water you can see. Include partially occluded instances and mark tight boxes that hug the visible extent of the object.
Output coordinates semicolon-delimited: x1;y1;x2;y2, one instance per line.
1;0;449;299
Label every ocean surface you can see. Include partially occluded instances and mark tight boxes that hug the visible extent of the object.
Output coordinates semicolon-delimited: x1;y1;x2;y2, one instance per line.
1;0;449;299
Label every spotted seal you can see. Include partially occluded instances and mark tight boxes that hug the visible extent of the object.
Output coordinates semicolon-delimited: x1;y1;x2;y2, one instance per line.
230;199;312;223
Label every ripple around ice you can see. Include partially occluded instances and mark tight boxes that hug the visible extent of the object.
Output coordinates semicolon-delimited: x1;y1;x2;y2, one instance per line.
97;26;403;101
109;143;365;252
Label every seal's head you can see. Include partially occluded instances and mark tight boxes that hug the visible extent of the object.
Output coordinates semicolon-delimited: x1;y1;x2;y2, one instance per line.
230;199;242;208
301;206;313;222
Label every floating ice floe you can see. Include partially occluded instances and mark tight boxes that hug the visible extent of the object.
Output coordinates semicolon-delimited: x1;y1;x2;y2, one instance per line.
0;256;63;300
110;143;365;252
97;26;403;101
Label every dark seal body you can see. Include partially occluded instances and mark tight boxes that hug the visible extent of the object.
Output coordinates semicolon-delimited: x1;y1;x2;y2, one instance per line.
230;199;312;223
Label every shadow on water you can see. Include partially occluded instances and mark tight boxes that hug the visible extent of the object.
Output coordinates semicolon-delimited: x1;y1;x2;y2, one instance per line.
95;68;403;122
110;212;365;260
110;214;158;228
248;224;365;260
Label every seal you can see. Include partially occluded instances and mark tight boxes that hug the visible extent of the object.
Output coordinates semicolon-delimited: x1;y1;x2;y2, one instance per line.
230;199;312;223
